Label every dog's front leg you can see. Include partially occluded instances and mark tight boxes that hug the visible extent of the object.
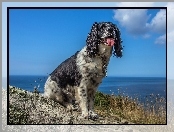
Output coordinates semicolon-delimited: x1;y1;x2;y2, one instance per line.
88;89;99;120
77;84;89;118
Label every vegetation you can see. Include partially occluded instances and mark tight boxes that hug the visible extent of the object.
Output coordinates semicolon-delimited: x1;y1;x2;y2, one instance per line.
9;86;166;124
94;91;166;124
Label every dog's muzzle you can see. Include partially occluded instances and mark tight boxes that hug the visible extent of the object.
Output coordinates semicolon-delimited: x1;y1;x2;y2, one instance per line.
101;37;115;46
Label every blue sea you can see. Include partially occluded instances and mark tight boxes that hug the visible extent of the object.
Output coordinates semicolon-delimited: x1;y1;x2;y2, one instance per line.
9;75;166;105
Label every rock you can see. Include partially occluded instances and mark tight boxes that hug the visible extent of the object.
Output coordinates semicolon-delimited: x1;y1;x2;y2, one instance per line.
8;86;131;124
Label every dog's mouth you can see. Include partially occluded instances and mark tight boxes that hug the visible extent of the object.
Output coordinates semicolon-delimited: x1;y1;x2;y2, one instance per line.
102;37;115;46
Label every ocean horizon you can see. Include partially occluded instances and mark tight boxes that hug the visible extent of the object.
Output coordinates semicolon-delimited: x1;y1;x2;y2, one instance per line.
8;75;166;105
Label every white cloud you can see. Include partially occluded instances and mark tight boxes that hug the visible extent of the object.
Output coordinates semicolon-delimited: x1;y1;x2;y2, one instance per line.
113;9;150;35
155;34;166;44
147;9;166;33
113;2;166;37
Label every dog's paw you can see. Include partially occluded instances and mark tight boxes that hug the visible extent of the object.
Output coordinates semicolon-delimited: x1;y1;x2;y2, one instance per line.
78;113;89;120
65;104;74;112
78;111;99;120
88;110;99;120
72;105;79;111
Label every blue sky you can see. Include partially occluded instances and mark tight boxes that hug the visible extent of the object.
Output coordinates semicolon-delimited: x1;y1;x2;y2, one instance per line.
9;8;166;77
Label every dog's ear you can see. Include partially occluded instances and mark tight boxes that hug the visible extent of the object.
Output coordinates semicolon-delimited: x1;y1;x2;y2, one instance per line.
86;22;99;57
113;26;123;58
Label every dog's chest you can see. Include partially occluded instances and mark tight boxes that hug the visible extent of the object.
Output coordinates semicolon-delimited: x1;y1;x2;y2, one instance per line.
77;56;103;76
76;46;112;78
86;57;104;74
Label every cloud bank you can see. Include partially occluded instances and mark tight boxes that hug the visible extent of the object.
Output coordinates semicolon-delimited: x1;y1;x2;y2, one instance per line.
113;2;166;44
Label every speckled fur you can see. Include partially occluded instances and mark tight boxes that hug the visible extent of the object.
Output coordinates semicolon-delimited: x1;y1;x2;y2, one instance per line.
75;44;113;118
44;22;123;120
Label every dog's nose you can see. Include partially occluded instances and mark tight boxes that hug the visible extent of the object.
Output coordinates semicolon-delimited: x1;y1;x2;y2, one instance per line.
108;28;113;33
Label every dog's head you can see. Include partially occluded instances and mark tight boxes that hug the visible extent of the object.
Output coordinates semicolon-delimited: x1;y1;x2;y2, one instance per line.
86;22;123;58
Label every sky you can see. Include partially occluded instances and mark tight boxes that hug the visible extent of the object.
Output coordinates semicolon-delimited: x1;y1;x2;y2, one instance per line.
8;7;167;77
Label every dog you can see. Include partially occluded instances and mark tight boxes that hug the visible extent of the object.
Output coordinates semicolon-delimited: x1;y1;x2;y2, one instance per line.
44;22;123;120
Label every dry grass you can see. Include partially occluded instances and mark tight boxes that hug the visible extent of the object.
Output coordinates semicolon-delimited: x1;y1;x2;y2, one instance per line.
94;91;166;124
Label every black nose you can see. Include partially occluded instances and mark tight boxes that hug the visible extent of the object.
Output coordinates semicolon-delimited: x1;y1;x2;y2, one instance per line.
108;28;113;33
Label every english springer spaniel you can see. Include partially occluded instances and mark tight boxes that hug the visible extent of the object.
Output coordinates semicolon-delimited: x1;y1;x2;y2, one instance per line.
44;22;123;120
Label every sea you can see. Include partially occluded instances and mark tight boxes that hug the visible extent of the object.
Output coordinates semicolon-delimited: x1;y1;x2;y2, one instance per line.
8;75;166;106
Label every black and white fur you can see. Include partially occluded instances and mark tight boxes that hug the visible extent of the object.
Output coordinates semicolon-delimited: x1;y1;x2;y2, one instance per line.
44;22;123;120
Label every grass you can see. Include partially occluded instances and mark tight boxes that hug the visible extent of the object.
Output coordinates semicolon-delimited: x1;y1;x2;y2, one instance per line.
94;91;166;124
9;86;166;124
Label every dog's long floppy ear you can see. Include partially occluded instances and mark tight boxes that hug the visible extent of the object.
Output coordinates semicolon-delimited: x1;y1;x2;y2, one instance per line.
86;22;99;57
113;24;123;58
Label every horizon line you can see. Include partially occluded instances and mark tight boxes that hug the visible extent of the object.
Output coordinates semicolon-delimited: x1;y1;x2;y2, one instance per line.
8;75;166;78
